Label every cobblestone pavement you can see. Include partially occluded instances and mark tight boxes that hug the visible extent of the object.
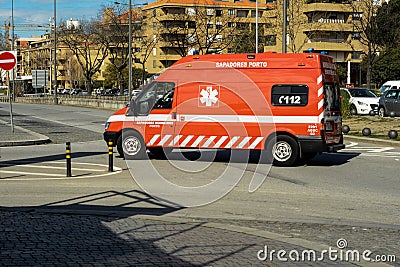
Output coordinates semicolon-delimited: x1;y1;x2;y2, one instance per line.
0;210;364;267
206;218;399;267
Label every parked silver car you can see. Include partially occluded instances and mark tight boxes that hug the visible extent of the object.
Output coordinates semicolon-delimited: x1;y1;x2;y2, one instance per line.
378;89;400;117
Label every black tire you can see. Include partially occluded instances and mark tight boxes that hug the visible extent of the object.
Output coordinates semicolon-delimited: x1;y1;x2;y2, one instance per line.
148;147;172;158
116;134;123;157
350;104;357;115
121;130;146;159
378;107;386;117
266;135;299;167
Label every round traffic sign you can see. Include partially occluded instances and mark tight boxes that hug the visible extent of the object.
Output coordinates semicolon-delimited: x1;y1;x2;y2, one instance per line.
0;51;17;71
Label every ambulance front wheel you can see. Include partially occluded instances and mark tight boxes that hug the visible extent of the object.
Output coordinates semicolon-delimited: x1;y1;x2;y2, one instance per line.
121;130;147;160
266;135;299;166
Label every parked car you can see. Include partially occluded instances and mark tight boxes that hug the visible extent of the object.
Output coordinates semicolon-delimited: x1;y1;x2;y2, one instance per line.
70;89;82;95
340;87;379;115
378;81;400;94
61;89;71;95
103;88;119;96
378;89;400;117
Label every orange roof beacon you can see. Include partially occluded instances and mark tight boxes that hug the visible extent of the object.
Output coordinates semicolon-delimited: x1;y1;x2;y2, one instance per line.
104;52;344;166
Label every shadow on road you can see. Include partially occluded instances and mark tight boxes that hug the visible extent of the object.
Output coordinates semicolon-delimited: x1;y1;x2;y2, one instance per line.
0;151;106;168
0;189;259;266
303;152;360;167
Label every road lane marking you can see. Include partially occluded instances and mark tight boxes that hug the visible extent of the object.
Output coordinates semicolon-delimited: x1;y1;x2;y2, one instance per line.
0;161;122;181
0;170;65;177
0;164;107;172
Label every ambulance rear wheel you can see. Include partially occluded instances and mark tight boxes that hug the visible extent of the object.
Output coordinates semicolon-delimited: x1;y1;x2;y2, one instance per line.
266;135;299;166
122;130;146;160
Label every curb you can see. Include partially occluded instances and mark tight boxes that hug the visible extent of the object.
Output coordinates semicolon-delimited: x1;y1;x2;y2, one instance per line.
0;118;51;147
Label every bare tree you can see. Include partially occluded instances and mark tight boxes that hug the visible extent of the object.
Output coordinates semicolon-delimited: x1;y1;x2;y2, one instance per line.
58;18;109;94
156;5;241;56
348;0;381;89
100;5;132;93
134;33;157;85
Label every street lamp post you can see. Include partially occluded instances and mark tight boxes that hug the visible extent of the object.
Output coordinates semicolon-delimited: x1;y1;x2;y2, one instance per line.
53;0;58;105
115;1;147;98
8;0;15;133
255;0;258;53
282;0;287;53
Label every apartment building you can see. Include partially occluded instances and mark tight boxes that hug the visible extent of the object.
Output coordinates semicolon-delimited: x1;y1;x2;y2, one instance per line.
138;0;368;85
16;0;371;88
140;0;277;73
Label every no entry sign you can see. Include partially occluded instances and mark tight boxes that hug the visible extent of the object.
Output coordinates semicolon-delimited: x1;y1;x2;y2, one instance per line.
0;51;17;71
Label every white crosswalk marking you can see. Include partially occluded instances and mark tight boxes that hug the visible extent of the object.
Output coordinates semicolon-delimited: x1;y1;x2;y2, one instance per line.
0;161;122;180
342;142;400;158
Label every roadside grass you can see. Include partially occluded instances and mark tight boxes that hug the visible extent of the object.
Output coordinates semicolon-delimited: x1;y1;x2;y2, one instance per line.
343;115;400;141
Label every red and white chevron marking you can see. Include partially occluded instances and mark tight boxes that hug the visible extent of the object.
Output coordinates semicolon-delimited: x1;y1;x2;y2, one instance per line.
147;134;265;149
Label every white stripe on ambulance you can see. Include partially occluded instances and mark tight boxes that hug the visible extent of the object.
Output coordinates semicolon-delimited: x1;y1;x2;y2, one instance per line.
108;113;325;124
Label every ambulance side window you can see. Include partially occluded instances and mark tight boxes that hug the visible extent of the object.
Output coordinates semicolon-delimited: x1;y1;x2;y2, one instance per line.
153;89;174;109
271;85;308;106
134;81;175;115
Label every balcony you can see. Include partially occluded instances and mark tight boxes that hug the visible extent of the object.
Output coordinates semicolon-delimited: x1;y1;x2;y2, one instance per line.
303;40;352;52
303;3;352;13
303;21;354;32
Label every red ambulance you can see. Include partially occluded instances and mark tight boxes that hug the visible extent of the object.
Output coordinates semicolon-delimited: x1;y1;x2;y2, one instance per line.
104;52;344;166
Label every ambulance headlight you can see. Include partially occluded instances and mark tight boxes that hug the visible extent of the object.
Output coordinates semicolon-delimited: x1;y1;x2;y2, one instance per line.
105;121;111;130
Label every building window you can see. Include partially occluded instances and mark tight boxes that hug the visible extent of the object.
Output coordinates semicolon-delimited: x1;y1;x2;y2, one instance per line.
187;7;195;16
266;35;276;46
153;10;156;17
188;21;196;28
206;9;214;16
207;22;213;29
228;22;235;28
153;22;157;30
352;51;363;60
352;32;361;40
227;48;234;53
153;60;157;68
352;13;362;20
134;58;141;63
236;22;249;30
250;10;262;18
216;9;223;17
153;47;157;56
236;10;248;18
228;9;235;16
216;22;222;30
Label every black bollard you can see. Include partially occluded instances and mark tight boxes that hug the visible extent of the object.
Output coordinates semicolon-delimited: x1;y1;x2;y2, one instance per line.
66;142;72;177
108;140;113;172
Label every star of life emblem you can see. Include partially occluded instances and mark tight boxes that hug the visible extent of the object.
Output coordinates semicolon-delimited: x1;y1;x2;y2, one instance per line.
199;85;219;107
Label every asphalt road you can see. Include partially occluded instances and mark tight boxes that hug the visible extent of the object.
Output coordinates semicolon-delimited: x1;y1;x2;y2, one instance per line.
0;103;399;266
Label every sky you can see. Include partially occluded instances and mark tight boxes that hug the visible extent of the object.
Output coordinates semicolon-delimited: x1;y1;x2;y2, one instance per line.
0;0;148;38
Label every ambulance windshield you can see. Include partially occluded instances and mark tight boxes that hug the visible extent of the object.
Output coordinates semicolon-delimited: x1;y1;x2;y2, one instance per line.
130;81;175;115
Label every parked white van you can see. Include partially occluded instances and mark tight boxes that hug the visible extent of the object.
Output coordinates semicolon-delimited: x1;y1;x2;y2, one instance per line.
379;81;400;94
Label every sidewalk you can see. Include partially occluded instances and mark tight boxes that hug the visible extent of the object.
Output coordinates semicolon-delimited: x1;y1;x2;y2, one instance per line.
0;118;50;147
1;209;384;267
